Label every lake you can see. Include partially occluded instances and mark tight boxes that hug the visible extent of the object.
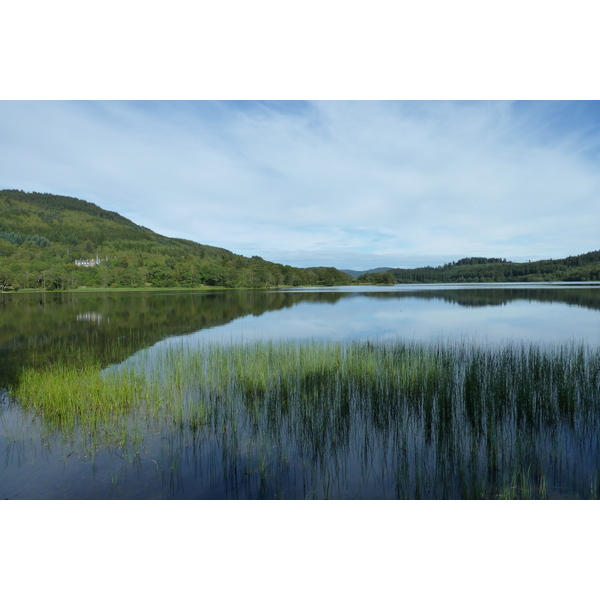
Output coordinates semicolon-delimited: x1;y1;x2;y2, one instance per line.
2;283;600;499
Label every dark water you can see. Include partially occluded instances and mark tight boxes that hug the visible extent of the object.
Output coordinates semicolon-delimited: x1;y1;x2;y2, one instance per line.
2;283;600;499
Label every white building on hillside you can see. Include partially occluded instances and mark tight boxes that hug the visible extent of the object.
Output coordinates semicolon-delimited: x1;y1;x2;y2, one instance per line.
75;255;103;267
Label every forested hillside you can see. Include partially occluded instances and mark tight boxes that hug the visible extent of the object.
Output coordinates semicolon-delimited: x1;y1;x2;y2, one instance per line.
0;190;353;291
357;254;600;284
3;190;599;291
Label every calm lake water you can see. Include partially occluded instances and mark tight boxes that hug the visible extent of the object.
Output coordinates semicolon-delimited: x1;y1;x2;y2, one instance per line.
2;283;600;499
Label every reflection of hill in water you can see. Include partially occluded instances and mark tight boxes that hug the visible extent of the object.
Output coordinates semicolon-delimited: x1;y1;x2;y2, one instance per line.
363;287;600;310
3;286;600;388
0;290;344;388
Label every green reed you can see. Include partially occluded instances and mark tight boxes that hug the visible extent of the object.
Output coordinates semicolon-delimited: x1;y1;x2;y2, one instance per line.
10;338;600;498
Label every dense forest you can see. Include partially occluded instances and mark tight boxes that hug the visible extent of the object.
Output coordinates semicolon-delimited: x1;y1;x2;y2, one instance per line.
0;190;354;291
357;254;600;284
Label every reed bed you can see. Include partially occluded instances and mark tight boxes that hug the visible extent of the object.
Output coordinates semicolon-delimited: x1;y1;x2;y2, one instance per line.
10;338;600;499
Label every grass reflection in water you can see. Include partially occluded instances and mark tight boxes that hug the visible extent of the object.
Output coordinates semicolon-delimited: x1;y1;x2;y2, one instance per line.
11;339;600;499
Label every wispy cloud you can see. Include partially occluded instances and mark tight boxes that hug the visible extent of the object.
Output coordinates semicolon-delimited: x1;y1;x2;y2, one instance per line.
1;100;600;268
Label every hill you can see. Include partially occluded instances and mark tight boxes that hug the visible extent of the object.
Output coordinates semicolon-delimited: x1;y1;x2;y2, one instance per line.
341;267;394;278
0;190;354;291
357;254;600;284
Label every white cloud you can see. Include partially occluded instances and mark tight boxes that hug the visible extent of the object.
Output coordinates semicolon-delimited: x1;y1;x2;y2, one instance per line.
1;100;600;270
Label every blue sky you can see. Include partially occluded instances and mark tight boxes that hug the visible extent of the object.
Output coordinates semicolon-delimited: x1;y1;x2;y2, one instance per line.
2;100;600;270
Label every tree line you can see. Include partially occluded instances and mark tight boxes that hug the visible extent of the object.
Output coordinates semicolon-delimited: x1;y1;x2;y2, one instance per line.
357;253;600;284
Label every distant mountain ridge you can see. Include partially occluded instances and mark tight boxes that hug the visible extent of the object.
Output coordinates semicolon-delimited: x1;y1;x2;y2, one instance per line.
0;190;354;291
342;267;395;278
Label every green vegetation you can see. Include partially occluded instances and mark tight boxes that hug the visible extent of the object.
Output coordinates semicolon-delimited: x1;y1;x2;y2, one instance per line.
0;190;353;291
358;253;600;284
11;338;600;499
5;189;600;291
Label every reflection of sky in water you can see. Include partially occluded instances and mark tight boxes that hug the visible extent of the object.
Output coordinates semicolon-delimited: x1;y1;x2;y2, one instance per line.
159;291;600;349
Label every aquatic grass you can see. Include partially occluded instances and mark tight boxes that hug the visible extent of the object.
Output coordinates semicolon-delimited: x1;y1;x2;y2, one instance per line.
9;337;600;498
11;362;166;445
195;338;600;498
